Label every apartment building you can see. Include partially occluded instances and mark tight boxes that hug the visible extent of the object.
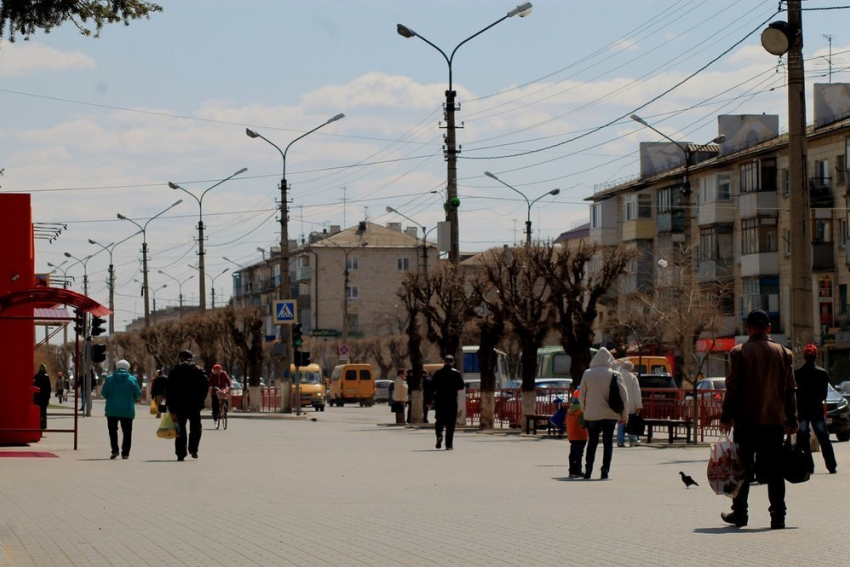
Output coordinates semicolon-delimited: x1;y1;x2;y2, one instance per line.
586;83;850;378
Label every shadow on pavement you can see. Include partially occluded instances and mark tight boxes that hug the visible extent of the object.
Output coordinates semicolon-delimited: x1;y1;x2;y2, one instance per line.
693;526;796;534
143;460;183;463
78;458;117;462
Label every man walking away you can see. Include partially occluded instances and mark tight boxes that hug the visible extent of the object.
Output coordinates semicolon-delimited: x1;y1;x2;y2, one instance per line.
579;348;628;479
795;344;837;474
55;371;65;404
101;359;142;459
720;310;797;529
33;364;51;430
617;360;642;447
431;355;465;450
422;371;433;424
166;351;209;461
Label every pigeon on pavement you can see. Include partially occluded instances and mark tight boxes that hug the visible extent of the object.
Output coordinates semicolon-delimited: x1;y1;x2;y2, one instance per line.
679;471;699;488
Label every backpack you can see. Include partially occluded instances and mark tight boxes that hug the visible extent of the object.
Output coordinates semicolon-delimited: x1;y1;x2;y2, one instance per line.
608;372;624;414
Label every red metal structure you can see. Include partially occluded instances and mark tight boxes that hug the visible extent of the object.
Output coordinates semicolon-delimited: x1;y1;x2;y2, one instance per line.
0;194;110;446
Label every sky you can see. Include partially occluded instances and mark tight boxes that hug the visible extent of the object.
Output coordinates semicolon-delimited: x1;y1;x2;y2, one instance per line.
2;0;849;331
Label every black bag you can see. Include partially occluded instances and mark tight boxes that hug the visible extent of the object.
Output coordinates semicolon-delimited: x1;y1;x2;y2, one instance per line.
626;414;645;436
608;372;624;414
782;434;813;484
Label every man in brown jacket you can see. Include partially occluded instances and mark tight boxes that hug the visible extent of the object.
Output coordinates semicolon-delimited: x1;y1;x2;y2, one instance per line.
720;310;798;529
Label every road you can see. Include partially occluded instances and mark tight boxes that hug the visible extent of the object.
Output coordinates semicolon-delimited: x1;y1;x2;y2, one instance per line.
1;401;847;566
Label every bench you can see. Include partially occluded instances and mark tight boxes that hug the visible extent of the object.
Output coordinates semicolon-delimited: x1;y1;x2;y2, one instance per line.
525;414;552;436
644;418;692;444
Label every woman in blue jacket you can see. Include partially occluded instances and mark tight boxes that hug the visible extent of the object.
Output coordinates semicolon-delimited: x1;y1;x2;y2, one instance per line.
101;359;142;459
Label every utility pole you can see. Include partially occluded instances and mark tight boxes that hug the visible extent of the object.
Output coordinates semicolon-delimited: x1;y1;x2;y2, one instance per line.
787;0;815;351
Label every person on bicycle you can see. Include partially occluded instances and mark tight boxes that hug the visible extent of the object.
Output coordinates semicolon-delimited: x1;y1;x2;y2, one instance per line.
209;364;231;423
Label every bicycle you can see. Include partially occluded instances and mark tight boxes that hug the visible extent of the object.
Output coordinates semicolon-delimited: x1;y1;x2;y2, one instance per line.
213;389;228;430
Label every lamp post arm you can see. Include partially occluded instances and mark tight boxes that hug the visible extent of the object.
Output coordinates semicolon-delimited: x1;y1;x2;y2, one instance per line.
252;132;286;177
411;32;452;84
449;14;509;67
636;120;688;163
283;121;337;174
144;201;180;231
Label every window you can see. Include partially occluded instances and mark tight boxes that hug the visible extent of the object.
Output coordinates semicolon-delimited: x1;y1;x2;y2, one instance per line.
837;154;846;186
741;217;778;255
347;286;359;299
840;219;848;248
657;188;672;214
624;193;652;220
700;229;716;261
780;168;789;196
813;219;833;243
717;174;732;200
784;229;792;256
397;257;410;271
298;255;310;268
347;314;359;329
741;277;779;315
345;370;357;381
841;285;848;316
740;158;777;193
699;226;733;261
346;257;359;271
590;203;603;228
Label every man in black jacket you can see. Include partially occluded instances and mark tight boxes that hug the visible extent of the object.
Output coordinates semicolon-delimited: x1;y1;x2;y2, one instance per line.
33;364;51;429
166;351;208;461
795;344;837;474
431;355;465;450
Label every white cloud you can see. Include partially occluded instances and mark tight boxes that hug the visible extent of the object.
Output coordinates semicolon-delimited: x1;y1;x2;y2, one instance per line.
0;41;95;77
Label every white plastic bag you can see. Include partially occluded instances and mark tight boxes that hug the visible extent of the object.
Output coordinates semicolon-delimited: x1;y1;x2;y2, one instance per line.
707;433;746;498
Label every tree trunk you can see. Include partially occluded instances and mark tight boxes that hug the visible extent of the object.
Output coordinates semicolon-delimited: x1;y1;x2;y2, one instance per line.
248;385;261;411
480;390;495;429
410;390;423;424
567;346;592;387
478;334;500;429
521;390;537;429
519;343;538;426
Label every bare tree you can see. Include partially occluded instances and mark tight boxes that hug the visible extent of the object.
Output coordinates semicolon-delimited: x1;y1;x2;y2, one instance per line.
399;273;426;423
479;246;554;424
531;240;634;385
183;312;220;373
112;331;148;372
218;306;265;410
360;337;393;379
140;320;191;369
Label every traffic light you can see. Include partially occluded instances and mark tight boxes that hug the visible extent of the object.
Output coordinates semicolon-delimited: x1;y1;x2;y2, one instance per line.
90;344;107;364
73;311;85;335
90;316;106;337
295;351;311;367
292;323;303;348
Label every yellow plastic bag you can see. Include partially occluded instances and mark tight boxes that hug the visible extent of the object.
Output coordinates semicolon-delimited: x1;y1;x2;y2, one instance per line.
150;399;158;415
156;413;179;440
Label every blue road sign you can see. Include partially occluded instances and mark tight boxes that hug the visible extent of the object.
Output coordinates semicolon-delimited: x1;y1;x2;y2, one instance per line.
273;300;297;324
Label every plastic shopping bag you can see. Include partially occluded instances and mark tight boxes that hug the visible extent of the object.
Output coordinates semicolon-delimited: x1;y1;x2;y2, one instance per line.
156;413;179;440
150;399;158;415
706;433;746;498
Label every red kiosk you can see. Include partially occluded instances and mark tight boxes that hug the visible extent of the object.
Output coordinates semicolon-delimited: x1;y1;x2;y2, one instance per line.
0;194;110;447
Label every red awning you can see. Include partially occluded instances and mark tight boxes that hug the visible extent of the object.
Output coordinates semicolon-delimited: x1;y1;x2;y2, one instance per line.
696;337;736;353
0;287;111;317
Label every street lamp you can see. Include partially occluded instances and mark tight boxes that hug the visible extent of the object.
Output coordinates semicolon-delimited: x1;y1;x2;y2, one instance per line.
89;230;142;335
246;112;344;398
152;283;168;314
47;260;74;289
63;252;97;296
397;2;532;266
256;247;266;261
483;172;559;247
326;240;367;359
117;199;183;335
189;265;229;309
168;167;247;313
157;270;194;316
385;206;434;272
223;256;248;307
629;114;726;192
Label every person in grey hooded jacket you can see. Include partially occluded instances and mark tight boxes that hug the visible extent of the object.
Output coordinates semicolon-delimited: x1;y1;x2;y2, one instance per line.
101;359;142;459
579;348;628;479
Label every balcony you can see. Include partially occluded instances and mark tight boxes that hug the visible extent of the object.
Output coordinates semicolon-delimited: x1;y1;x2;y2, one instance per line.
698;258;734;283
812;242;835;271
621;219;655;241
589;226;619;246
697;200;735;226
810;177;833;208
740;252;779;277
738;191;777;218
296;266;312;282
656;209;685;234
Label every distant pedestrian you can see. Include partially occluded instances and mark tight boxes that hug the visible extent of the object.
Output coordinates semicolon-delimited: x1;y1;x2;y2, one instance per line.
101;359;142;459
208;364;231;424
617;360;642;447
720;310;797;529
422;371;433;424
151;369;168;418
431;355;465;450
166;351;209;461
566;388;588;478
794;344;837;474
579;348;628;480
33;364;51;429
390;369;408;425
55;371;65;404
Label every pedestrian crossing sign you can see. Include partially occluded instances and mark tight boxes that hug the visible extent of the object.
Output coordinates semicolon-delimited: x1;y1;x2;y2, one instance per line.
273;300;297;324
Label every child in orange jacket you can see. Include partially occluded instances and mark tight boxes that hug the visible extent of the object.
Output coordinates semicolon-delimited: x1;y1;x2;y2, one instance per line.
566;389;588;478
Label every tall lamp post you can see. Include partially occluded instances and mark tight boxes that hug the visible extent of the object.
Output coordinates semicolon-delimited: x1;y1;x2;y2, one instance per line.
223;256;247;307
90;230;142;335
169;167;247;313
326;240;367;359
189;265;229;309
397;2;532;266
246;112;344;406
152;283;168;315
483;172;559;247
157;270;194;316
117;200;183;334
385;206;434;272
47;260;74;289
63;252;96;296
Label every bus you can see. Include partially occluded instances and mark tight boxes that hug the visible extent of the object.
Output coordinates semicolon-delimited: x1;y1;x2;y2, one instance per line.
536;345;597;380
424;346;509;388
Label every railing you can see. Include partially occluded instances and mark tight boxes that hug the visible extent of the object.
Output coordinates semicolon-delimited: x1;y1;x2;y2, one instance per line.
465;387;571;428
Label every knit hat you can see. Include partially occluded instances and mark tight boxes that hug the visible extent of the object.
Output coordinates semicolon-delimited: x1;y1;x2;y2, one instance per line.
115;360;131;370
803;344;818;359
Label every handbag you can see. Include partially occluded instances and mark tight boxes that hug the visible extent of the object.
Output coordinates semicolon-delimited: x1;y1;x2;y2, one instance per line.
608;372;624;414
707;433;746;498
782;434;813;484
626;414;645;436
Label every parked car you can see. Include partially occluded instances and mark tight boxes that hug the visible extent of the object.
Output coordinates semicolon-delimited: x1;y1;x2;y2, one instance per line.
374;379;392;403
837;381;850;402
826;383;850;442
637;373;678;390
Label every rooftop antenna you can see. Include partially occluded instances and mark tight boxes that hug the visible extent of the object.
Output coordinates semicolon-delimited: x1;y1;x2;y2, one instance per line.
364;205;369;221
512;219;518;247
823;34;834;83
342;186;347;229
299;204;305;244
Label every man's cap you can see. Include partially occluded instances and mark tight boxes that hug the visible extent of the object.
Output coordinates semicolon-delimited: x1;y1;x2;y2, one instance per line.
115;359;131;370
746;309;771;327
212;364;222;371
39;363;47;372
443;355;455;363
178;350;194;360
803;344;818;358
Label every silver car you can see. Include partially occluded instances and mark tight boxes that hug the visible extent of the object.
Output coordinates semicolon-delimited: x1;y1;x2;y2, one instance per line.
374;379;392;403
